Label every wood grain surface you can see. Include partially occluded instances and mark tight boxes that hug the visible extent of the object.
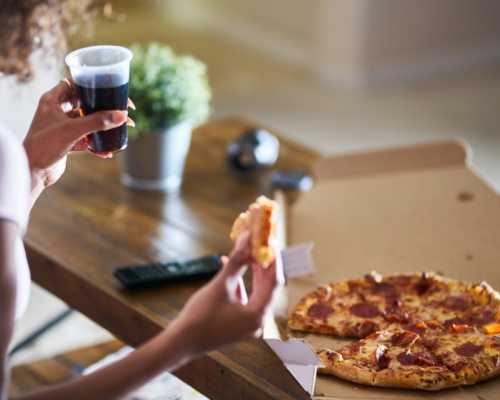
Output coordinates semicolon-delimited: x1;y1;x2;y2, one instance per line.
25;117;318;400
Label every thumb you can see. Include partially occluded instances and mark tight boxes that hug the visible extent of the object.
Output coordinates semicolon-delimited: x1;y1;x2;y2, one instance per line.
222;231;252;278
61;110;127;144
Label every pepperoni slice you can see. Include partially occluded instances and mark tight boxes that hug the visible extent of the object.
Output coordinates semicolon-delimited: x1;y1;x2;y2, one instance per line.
383;306;410;324
414;273;432;295
450;361;467;372
391;331;419;347
389;275;413;287
421;338;439;351
342;341;361;357
397;351;437;367
373;282;397;295
357;320;378;337
397;351;417;365
307;302;333;320
454;342;483;357
383;294;408;323
469;309;496;326
442;296;470;311
350;302;379;318
325;351;335;361
404;322;427;335
384;294;402;309
426;320;442;329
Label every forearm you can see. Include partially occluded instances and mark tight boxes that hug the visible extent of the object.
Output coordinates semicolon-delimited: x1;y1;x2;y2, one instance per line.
14;322;193;400
28;170;45;210
30;174;45;208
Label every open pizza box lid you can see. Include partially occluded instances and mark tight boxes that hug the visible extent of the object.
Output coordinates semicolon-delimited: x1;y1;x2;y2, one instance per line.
264;140;500;399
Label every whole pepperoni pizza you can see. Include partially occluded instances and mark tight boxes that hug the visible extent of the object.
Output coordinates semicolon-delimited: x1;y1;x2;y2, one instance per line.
289;272;500;390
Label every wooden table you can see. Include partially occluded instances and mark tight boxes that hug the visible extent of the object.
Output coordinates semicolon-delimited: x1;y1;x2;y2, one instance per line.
25;117;318;400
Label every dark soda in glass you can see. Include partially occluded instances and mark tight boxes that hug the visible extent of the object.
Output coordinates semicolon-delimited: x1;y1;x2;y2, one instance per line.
65;45;133;154
76;81;129;154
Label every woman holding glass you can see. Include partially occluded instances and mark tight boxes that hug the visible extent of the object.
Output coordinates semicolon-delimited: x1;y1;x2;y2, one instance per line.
0;2;281;399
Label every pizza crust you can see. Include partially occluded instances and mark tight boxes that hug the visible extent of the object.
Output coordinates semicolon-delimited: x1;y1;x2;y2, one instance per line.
317;348;500;390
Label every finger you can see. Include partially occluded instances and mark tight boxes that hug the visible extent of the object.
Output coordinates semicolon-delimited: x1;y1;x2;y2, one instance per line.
215;255;229;280
251;327;263;339
48;79;78;105
60;110;127;144
247;261;278;314
63;78;80;108
70;137;89;152
128;98;136;110
127;117;135;127
222;231;252;278
235;276;248;305
224;264;247;303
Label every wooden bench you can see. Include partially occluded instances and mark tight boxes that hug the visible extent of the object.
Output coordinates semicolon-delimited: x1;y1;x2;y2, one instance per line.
9;341;124;397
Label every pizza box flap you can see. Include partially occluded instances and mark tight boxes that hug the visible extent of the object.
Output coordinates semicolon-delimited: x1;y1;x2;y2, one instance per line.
286;140;500;399
313;140;469;181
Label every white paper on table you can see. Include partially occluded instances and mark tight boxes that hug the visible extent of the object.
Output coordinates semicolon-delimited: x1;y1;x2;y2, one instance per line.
265;338;322;397
281;242;315;278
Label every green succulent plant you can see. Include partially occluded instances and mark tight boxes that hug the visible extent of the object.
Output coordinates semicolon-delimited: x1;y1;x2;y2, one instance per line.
128;43;211;137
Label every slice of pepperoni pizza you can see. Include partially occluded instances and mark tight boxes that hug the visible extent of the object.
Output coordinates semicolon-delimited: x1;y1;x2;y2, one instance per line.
288;272;500;339
317;325;500;390
230;195;278;268
317;327;456;390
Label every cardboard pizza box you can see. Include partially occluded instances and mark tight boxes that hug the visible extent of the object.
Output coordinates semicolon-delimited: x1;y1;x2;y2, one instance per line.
267;140;500;399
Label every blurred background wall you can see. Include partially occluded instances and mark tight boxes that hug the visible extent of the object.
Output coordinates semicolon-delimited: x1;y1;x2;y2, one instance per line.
183;0;500;86
0;54;60;138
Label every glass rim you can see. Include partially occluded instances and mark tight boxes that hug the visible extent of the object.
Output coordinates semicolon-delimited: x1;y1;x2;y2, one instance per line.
65;45;133;70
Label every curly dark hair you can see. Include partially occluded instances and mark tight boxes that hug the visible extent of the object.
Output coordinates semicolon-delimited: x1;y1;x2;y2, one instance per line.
0;0;97;81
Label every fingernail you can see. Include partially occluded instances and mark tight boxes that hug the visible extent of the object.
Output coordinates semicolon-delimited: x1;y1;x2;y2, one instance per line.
127;117;136;127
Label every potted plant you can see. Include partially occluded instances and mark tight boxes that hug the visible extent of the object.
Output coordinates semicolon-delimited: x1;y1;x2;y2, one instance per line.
122;43;211;192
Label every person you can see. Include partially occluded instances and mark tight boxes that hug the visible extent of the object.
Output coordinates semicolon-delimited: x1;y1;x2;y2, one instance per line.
0;3;282;399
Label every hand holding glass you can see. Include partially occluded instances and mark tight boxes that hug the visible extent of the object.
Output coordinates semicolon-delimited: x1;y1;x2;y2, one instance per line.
65;45;133;154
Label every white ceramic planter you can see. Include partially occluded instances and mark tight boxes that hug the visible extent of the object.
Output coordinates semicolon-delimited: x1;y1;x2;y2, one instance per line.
121;121;192;192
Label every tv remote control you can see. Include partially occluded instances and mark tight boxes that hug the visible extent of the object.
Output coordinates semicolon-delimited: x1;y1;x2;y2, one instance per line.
114;255;222;289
